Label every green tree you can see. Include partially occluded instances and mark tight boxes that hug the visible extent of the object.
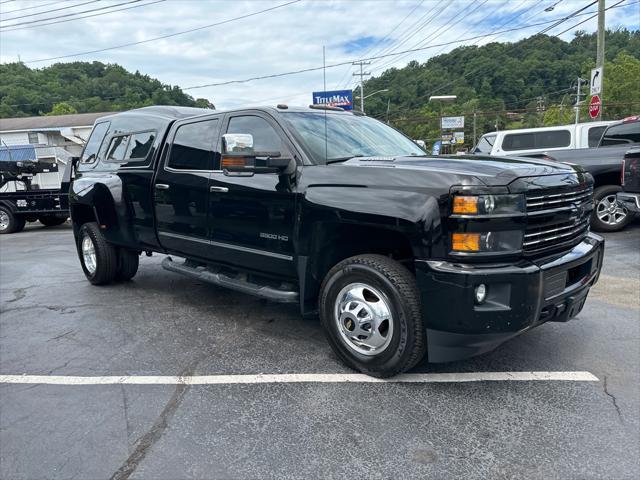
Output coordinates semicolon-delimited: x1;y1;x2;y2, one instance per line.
46;102;77;116
543;105;573;126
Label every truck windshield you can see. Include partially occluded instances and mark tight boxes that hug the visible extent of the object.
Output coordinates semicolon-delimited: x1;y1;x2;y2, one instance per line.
282;112;425;164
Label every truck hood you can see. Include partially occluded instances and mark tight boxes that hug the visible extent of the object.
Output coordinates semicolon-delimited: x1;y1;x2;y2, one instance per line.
342;154;578;187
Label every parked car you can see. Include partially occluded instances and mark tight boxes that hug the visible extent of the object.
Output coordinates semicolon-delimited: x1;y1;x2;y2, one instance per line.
473;121;615;157
63;105;604;377
617;147;640;216
527;116;640;232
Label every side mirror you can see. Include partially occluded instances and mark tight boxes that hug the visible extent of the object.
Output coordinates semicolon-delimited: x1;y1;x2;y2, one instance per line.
221;133;293;175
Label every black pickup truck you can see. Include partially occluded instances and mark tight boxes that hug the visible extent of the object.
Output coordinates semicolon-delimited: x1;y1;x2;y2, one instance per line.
532;116;640;232
64;105;604;377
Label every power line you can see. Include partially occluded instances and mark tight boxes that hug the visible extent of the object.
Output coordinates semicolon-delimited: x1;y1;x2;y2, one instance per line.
555;0;627;36
1;0;143;29
1;0;100;22
0;0;164;31
182;5;620;91
419;0;622;104
372;0;489;74
22;0;301;63
1;0;76;15
537;0;598;35
332;0;426;89
365;0;452;77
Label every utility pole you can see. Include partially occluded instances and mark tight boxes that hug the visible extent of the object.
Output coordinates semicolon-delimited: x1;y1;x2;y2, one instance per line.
473;110;477;146
596;0;605;119
575;77;587;124
352;61;371;113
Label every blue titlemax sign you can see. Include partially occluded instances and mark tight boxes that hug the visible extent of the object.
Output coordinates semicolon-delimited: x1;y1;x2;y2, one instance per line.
312;90;353;110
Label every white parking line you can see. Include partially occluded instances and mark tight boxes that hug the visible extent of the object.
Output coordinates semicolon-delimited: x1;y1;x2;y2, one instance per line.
0;371;599;385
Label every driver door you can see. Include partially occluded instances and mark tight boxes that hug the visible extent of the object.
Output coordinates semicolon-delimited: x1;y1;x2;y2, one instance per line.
207;113;298;277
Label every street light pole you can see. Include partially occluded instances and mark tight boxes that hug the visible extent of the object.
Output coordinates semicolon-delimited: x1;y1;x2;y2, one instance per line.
596;0;605;119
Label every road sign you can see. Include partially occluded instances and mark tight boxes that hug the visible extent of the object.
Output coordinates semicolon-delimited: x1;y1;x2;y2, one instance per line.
589;95;601;119
312;90;353;110
441;116;464;129
590;67;602;95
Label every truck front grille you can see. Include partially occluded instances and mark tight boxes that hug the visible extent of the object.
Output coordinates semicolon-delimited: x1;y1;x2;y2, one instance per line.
526;186;593;212
523;216;590;251
524;185;593;254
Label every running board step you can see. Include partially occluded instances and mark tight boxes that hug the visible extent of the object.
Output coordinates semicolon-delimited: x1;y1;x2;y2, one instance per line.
161;256;299;303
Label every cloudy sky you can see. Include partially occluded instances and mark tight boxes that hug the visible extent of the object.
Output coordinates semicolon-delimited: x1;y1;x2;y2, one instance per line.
0;0;638;109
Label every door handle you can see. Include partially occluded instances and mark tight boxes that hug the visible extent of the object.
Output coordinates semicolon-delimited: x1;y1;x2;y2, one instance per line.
155;184;170;190
209;186;229;193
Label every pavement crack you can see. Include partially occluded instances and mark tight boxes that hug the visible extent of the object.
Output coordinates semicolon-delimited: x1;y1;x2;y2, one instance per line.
603;376;623;422
109;359;201;480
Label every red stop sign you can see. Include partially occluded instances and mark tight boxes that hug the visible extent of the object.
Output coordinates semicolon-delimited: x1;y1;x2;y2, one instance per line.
589;95;601;119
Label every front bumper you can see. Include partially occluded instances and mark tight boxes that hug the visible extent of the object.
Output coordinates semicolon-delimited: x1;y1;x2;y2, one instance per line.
617;191;640;214
415;233;604;362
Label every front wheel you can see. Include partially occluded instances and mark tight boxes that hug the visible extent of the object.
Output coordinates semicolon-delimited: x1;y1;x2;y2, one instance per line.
319;254;426;378
77;222;118;285
592;185;631;232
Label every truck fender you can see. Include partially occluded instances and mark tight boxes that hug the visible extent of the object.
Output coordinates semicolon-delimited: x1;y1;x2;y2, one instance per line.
69;175;136;246
296;186;443;315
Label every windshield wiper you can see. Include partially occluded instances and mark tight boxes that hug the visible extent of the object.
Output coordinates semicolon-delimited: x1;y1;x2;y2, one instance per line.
326;155;363;165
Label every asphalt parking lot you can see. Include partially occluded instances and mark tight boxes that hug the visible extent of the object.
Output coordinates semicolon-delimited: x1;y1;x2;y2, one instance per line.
1;222;639;479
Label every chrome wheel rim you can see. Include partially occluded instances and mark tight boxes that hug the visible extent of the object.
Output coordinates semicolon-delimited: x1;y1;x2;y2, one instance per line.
334;283;394;356
0;211;9;231
596;194;628;225
81;234;97;274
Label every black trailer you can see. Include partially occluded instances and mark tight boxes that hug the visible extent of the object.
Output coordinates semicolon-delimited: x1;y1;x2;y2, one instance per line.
0;159;69;234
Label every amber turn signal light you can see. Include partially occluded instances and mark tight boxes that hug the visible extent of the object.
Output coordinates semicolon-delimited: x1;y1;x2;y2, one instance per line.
222;157;246;167
452;233;481;251
452;196;478;214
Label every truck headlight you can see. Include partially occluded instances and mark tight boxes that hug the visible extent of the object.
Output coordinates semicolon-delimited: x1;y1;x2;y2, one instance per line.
451;231;523;253
452;194;525;216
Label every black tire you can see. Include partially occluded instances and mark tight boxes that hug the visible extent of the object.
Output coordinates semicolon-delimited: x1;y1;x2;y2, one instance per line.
591;185;631;232
38;215;68;227
0;206;26;234
116;248;140;281
319;254;426;378
77;222;118;285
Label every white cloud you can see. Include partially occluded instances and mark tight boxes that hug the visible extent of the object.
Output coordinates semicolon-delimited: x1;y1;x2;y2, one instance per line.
0;0;637;110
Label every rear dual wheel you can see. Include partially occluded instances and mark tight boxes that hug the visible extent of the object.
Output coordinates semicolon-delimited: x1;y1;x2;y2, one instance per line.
0;207;26;234
78;222;139;284
319;254;426;378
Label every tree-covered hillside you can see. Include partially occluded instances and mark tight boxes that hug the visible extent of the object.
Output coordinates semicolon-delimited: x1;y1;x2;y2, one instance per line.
363;30;640;147
0;61;213;118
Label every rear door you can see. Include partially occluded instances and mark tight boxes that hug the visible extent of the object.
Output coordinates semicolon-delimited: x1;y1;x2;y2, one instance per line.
154;115;221;259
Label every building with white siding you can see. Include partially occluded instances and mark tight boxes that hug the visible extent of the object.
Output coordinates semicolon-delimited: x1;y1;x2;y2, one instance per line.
0;112;114;192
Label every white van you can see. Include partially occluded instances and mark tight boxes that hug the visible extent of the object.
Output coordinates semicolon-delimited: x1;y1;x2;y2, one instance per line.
473;121;616;157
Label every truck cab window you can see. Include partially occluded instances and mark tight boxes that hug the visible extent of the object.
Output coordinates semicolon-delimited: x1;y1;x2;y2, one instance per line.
227;116;285;154
81;122;110;164
106;135;130;161
125;131;155;162
168;119;219;170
